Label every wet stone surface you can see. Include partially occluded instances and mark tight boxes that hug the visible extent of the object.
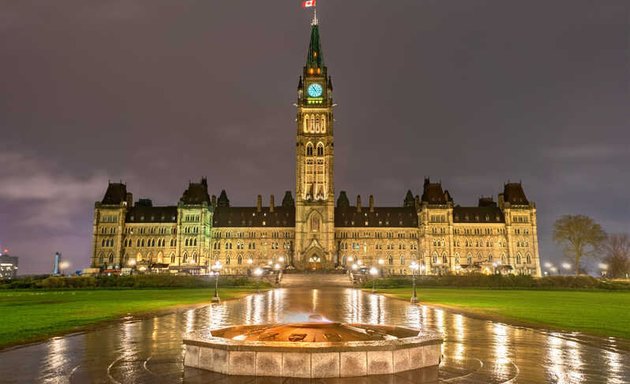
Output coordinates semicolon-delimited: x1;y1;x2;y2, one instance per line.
0;282;629;383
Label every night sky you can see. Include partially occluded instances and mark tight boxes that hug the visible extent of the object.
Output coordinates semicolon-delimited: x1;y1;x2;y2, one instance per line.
1;1;628;274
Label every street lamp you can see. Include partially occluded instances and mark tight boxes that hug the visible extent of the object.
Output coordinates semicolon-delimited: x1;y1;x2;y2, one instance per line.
58;261;70;276
410;261;419;304
211;261;222;303
370;267;379;293
254;267;263;292
273;263;282;284
561;262;572;274
598;263;608;277
127;258;137;275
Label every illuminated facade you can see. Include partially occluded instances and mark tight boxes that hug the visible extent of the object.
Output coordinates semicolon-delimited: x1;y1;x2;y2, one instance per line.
91;18;541;277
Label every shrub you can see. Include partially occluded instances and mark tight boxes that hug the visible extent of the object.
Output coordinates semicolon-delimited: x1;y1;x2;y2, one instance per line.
363;274;630;290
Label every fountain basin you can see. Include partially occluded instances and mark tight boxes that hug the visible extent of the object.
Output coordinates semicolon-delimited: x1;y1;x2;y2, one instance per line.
183;322;442;378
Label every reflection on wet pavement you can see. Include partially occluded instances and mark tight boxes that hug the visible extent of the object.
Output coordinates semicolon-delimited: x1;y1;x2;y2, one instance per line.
0;287;628;383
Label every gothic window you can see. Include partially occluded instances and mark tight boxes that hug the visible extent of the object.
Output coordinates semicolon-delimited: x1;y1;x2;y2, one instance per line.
516;253;522;264
311;215;320;232
317;143;324;156
320;114;326;133
442;254;448;264
108;254;114;263
388;256;394;265
526;254;532;264
237;255;243;265
315;115;320;132
170;253;176;263
306;143;314;156
303;116;309;133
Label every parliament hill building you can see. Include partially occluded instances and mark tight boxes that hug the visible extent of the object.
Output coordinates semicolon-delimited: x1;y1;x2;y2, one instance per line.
92;18;541;277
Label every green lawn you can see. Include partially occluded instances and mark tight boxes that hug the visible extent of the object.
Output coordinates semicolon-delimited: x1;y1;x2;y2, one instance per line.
0;288;256;349
378;288;630;339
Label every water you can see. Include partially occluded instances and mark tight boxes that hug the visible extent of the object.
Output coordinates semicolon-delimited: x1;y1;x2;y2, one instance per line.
0;286;628;383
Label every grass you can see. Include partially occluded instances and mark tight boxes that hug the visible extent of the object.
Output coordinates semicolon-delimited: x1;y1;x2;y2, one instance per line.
377;288;630;339
0;288;257;349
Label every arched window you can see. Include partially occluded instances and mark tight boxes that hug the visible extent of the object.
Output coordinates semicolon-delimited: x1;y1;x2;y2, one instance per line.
388;256;394;265
442;254;448;264
306;143;314;156
108;254;114;263
315;115;320;132
237;255;243;265
317;143;324;156
226;256;231;265
400;256;405;266
526;254;531;264
320;114;326;133
516;253;522;264
303;116;309;133
170;253;176;264
98;253;104;265
311;215;320;232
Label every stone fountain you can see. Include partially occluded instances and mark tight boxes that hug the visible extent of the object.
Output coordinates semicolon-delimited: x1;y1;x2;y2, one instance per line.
183;316;442;378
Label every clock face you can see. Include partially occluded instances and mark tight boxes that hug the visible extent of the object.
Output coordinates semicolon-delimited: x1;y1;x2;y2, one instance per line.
307;83;323;97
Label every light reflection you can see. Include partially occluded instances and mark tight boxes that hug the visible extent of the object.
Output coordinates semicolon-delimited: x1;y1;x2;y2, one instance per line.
605;350;623;384
185;309;195;334
434;308;445;335
312;289;319;313
452;314;466;361
42;337;68;382
565;339;584;383
344;288;363;324
492;323;510;378
547;334;566;383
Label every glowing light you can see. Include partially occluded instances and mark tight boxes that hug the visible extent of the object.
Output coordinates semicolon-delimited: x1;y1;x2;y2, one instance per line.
254;268;263;276
369;267;378;276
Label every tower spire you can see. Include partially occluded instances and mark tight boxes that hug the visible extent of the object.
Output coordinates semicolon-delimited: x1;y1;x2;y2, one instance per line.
312;7;318;26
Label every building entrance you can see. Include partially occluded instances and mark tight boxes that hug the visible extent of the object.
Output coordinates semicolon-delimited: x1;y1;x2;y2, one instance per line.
307;255;322;270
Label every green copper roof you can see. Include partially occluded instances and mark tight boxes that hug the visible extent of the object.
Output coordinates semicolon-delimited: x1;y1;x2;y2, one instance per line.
306;24;324;70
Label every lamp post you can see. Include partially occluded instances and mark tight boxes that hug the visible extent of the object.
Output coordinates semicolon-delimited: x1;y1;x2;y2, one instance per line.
410;261;419;304
59;261;70;276
274;263;282;284
598;263;608;277
128;258;137;275
561;262;572;275
370;267;379;293
211;261;222;303
254;267;263;292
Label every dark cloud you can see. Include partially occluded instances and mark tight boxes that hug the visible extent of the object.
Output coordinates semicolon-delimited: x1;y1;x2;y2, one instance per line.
0;1;628;273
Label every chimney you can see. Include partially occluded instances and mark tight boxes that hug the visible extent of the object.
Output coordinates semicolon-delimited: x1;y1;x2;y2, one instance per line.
369;195;374;212
257;195;262;212
356;195;362;213
270;194;275;212
211;195;217;207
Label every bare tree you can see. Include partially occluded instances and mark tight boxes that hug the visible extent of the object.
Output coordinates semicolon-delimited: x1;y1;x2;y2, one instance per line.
553;215;606;275
602;233;630;278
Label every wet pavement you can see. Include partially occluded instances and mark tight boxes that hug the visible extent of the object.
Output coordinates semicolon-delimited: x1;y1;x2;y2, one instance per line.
0;277;628;384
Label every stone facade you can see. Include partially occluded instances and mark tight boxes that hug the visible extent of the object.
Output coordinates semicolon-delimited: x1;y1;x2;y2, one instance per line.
91;18;541;277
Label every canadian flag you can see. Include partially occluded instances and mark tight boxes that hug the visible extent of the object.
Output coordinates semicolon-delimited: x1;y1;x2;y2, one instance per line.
302;0;316;8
